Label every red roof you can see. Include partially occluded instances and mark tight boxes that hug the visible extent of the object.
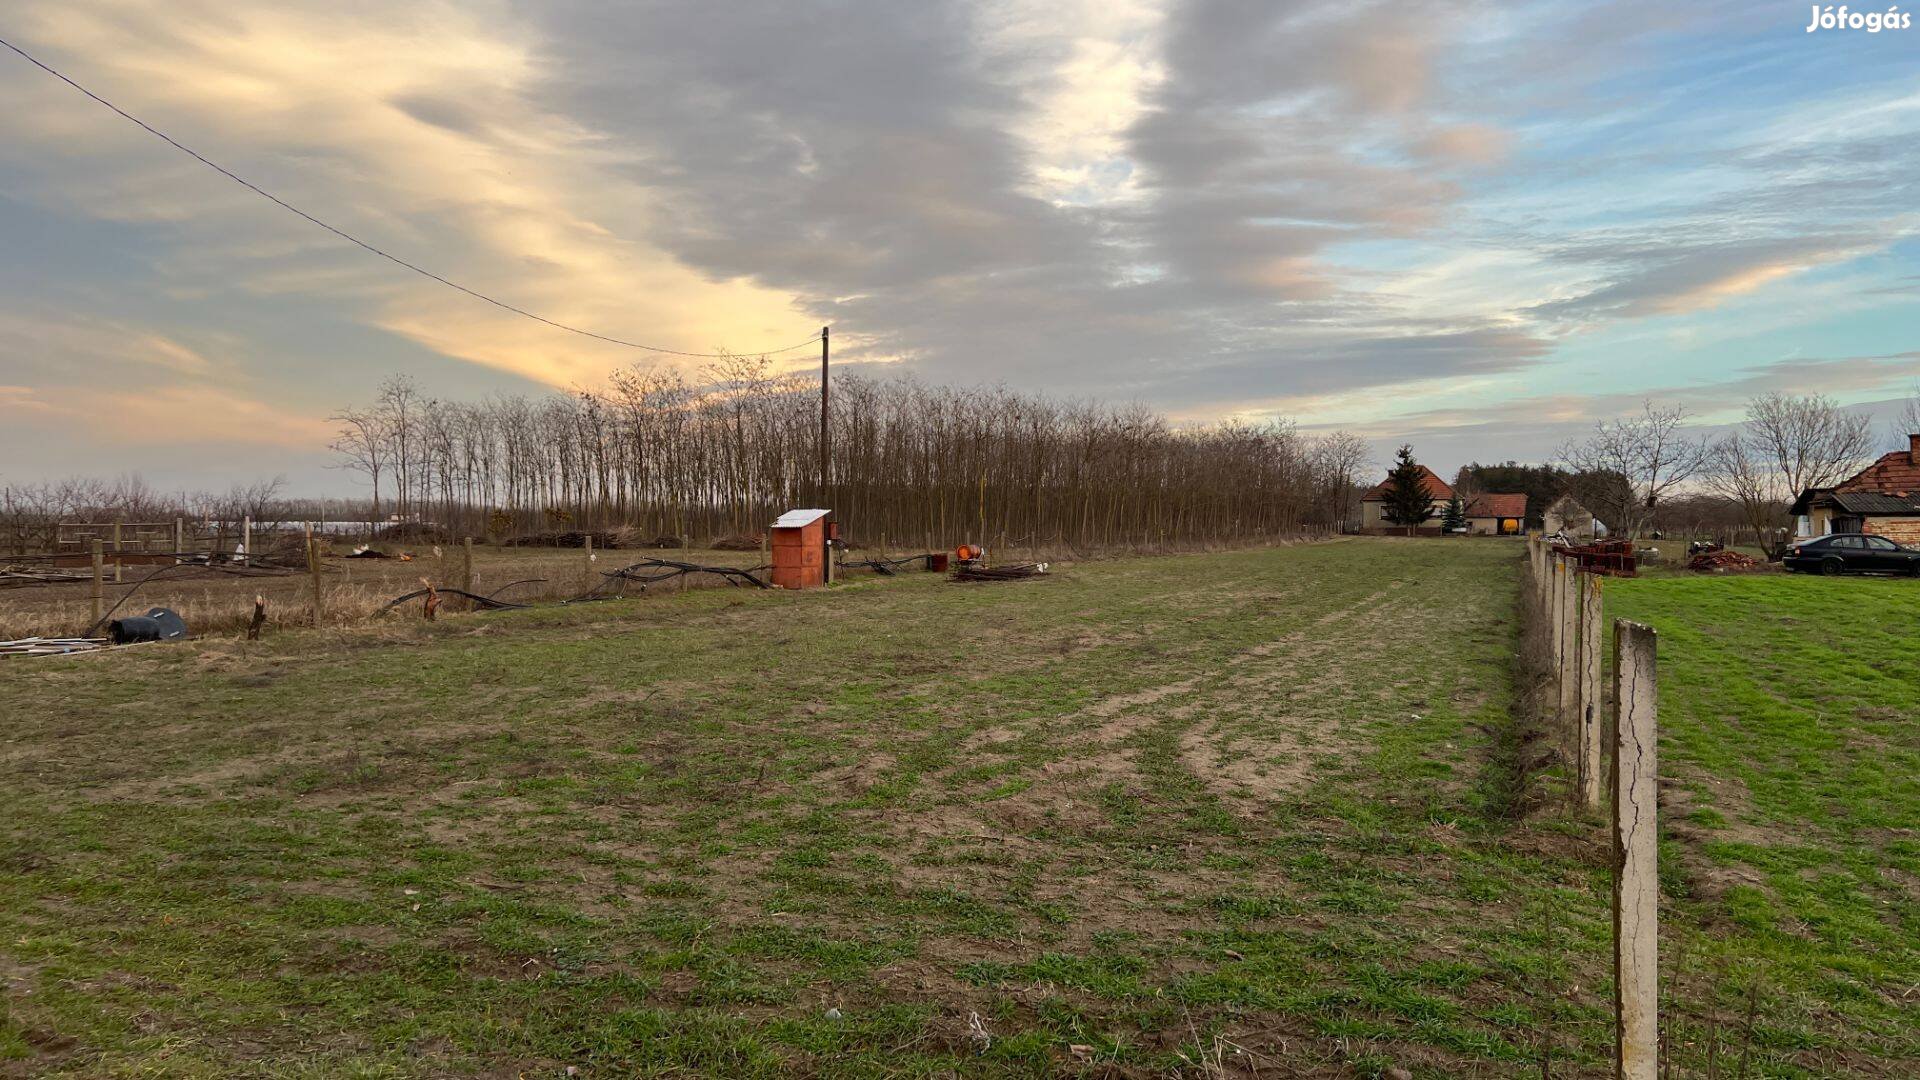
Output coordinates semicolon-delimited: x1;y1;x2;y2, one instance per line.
1465;493;1527;520
1362;464;1453;502
1835;441;1920;497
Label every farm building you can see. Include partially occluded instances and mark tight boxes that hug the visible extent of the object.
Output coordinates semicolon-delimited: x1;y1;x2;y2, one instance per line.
1358;467;1523;536
1791;434;1920;545
1543;495;1600;539
1464;493;1526;536
1359;465;1453;531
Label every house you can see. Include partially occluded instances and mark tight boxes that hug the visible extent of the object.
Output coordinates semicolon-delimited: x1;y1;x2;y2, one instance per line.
1791;435;1920;545
1464;493;1526;536
1359;465;1452;531
1543;495;1599;539
1358;466;1525;536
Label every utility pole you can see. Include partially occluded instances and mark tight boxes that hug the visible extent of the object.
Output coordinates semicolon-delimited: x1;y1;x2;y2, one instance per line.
819;325;830;506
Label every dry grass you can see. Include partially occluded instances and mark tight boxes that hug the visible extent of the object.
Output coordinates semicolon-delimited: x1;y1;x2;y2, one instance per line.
0;543;784;639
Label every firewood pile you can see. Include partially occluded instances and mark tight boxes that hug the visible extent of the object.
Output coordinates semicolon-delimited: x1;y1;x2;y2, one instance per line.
952;562;1048;582
1686;549;1757;572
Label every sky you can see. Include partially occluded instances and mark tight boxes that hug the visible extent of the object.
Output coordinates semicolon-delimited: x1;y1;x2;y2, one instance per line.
2;0;1919;494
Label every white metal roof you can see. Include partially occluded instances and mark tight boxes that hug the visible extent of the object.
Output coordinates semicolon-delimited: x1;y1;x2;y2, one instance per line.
771;508;830;529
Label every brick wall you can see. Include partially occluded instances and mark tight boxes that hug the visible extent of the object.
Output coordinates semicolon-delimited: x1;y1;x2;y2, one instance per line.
1864;517;1920;546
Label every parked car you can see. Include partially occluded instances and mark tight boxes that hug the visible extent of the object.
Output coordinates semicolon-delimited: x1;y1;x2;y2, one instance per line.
1783;533;1920;575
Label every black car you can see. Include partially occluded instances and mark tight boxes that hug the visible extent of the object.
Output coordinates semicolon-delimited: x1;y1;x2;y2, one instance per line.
1783;533;1920;575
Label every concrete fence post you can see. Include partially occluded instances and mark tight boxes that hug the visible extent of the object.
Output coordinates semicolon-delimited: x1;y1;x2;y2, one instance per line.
1613;619;1659;1080
1559;561;1579;742
1578;573;1604;812
1548;555;1562;661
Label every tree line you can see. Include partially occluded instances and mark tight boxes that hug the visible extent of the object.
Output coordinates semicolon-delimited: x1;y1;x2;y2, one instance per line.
323;359;1374;549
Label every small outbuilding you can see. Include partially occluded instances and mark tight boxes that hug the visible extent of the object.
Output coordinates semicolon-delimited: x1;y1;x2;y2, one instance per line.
1464;493;1527;536
1543;495;1597;540
769;508;831;590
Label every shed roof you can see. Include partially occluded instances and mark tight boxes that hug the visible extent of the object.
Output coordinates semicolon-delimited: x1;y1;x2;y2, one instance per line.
1832;491;1920;515
1465;493;1527;520
771;508;830;529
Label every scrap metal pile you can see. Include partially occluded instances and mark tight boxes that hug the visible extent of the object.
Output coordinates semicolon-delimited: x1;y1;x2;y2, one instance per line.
0;636;112;657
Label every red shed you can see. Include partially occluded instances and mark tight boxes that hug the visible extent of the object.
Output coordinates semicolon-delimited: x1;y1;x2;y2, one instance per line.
769;508;831;589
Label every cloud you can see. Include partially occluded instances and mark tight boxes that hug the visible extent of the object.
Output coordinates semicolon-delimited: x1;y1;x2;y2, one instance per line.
1414;124;1513;167
1;0;1918;492
0;385;70;416
1535;236;1882;322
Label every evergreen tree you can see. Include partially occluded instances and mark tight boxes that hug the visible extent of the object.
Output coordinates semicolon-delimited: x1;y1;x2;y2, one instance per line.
1381;444;1438;533
1441;494;1467;532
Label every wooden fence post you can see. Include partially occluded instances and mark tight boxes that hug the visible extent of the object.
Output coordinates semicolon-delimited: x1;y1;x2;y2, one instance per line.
461;537;474;597
242;515;252;568
582;534;595;595
307;532;324;627
112;520;123;583
173;517;185;560
1578;573;1604;812
1613;620;1659;1080
90;538;104;629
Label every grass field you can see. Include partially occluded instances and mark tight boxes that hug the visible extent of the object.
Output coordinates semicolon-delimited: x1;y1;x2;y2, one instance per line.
0;538;1914;1077
1605;570;1920;1077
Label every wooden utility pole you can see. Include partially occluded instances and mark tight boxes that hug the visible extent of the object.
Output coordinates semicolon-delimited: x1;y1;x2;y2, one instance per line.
819;325;830;506
306;528;324;627
90;538;104;628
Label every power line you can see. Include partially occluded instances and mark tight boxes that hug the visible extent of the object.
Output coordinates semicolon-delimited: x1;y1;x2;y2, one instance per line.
0;34;823;359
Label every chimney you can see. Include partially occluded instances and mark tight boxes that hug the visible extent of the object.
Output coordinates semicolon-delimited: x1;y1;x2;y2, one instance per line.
1911;433;1920;465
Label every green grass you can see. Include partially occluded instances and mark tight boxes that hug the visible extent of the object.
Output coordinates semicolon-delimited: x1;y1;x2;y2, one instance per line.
1605;571;1920;1075
0;538;1910;1076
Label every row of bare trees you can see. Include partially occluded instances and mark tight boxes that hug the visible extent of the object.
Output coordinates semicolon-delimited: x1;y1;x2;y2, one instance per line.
326;360;1374;548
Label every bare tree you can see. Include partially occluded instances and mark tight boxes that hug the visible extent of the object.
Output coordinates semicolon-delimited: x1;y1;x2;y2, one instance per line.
328;407;390;523
1558;399;1707;538
1706;393;1874;558
1309;431;1370;530
1746;393;1875;497
1894;382;1920;447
